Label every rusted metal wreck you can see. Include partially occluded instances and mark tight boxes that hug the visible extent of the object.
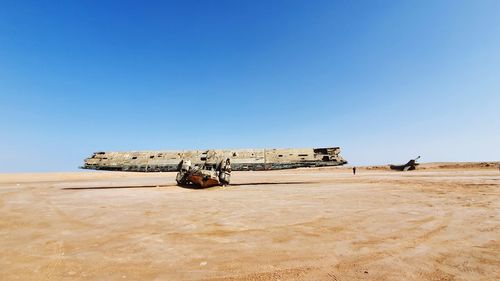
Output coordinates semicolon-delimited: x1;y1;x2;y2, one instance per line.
82;147;347;172
175;158;232;188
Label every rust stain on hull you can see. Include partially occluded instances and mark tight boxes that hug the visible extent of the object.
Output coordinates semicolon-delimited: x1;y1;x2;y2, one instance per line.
188;175;220;188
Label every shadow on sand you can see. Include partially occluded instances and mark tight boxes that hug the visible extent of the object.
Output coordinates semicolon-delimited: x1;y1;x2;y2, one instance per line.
62;185;170;190
230;181;318;186
62;181;318;190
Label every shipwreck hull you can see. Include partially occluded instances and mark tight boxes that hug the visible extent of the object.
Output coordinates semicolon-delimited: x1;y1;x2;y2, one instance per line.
82;147;347;172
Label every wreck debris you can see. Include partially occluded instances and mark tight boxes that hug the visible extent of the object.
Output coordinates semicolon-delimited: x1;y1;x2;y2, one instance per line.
176;158;231;188
389;156;421;171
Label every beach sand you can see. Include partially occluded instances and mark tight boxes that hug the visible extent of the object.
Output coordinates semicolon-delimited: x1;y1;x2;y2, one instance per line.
0;164;498;280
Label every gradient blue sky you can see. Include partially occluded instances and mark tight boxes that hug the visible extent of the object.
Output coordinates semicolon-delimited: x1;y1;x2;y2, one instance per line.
1;0;499;172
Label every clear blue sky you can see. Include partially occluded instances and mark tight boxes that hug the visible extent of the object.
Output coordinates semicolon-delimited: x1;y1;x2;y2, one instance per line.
1;0;499;172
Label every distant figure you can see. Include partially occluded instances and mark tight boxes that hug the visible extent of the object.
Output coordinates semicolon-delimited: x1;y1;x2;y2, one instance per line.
353;167;356;175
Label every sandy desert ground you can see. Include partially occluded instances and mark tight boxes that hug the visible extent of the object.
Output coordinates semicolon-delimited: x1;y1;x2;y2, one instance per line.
0;164;498;280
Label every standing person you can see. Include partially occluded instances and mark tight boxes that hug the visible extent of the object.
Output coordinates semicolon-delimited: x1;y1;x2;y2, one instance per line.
353;166;356;175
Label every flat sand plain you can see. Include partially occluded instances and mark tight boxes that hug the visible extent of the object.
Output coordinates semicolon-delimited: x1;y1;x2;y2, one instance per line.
0;165;498;280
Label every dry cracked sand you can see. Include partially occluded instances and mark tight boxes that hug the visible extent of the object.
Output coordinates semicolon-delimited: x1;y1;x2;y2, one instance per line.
0;164;499;280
